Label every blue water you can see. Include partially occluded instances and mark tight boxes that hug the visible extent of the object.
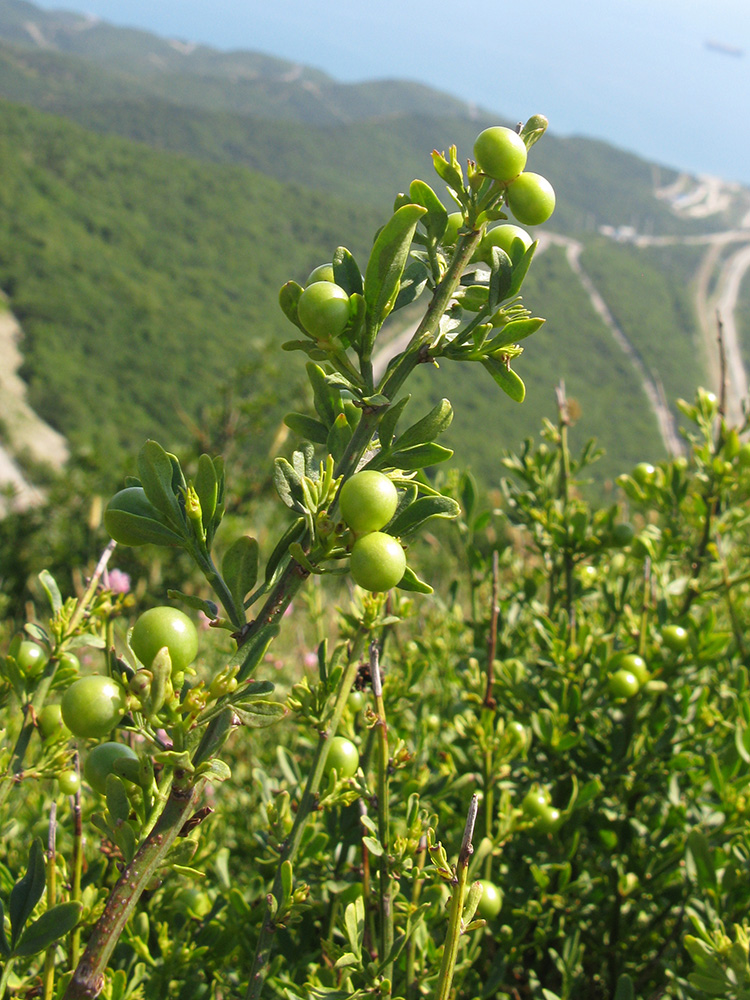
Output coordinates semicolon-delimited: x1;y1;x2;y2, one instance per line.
30;0;750;185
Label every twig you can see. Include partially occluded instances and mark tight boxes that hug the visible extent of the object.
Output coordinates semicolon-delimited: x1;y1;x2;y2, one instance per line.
371;641;393;990
482;550;500;710
435;795;479;1000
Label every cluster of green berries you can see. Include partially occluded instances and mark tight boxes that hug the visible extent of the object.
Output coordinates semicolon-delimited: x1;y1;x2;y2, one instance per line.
339;470;405;592
473;125;556;226
48;608;199;796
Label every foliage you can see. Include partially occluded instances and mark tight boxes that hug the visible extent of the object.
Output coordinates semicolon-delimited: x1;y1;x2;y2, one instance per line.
2;88;750;1000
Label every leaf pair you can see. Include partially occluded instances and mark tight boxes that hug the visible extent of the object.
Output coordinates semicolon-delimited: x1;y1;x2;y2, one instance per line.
0;840;81;960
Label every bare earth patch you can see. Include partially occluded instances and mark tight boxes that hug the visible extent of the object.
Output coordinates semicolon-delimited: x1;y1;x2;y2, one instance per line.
0;294;68;512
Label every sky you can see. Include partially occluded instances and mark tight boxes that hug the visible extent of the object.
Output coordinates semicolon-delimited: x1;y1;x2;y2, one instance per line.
30;0;750;184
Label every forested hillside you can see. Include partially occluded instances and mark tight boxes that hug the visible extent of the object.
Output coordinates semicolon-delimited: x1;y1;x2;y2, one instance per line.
0;0;749;493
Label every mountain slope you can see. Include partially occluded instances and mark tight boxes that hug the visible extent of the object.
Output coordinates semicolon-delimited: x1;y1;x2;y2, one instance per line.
0;99;382;464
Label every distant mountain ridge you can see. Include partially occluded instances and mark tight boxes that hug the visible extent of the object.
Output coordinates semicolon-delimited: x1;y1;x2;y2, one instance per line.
0;0;481;124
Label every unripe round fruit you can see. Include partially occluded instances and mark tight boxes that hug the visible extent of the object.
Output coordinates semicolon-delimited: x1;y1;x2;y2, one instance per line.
473;126;527;182
130;607;198;674
521;787;550;818
306;263;335;285
38;703;71;742
325;736;359;778
506;720;526;745
476;880;503;919
738;443;750;467
297;281;350;340
62;675;127;739
58;770;80;796
348;690;366;712
614;653;649;686
534;804;561;834
339;470;398;535
15;640;48;674
84;742;138;794
611;523;634;547
350;532;406;592
608;669;640;699
506;172;556;225
633;462;656;486
661;624;689;652
478;224;532;265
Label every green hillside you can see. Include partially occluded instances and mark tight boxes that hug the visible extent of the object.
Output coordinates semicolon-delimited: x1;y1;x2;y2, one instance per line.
1;1;748;502
0;35;716;240
0;99;381;463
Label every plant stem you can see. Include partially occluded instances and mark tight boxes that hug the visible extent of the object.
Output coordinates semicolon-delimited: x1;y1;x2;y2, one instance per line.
243;631;368;1000
63;773;204;1000
555;381;576;638
434;795;479;1000
482;549;500;710
405;834;427;1000
42;803;58;1000
379;230;482;402
371;642;393;988
68;755;83;968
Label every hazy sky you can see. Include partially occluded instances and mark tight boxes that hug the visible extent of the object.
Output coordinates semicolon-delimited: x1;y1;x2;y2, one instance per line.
31;0;750;182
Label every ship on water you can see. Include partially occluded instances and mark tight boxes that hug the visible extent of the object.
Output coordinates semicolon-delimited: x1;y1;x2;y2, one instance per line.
705;39;744;57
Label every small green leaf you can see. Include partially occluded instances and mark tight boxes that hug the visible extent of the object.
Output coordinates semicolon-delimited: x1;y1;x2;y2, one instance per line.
106;774;131;826
112;819;137;863
392;260;431;312
686;830;717;890
137;441;185;527
274;458;306;511
192;709;235;768
232;680;276;703
612;974;635;1000
38;570;62;614
14;902;82;957
194;454;218;533
0;900;10;957
481;357;526;402
397;566;433;594
362;836;384;857
280;859;294;908
279;280;305;330
332;247;363;296
378;396;411;452
488;247;514;309
166;590;219;620
306;363;340;427
432;148;464;195
233;699;287;728
485;316;545;352
327;413;352;463
387;495;460;537
222;536;260;613
409;179;448;241
363;203;427;353
343;897;364;959
196;758;232;783
392;398;453;451
102;509;184;547
520;114;548;150
389;442;454;470
10;839;45;948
